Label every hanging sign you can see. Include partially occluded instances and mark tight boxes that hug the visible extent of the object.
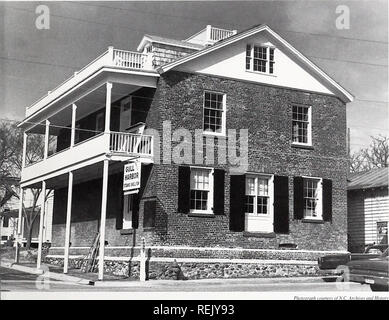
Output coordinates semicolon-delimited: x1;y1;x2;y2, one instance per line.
123;161;141;194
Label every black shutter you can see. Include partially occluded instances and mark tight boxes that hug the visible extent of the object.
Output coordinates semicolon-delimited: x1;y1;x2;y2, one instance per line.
177;166;191;213
132;193;140;229
293;176;304;220
143;200;156;228
273;175;289;233
229;174;246;232
322;179;333;222
213;169;225;215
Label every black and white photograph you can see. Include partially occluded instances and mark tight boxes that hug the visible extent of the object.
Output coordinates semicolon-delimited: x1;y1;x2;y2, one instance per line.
0;0;388;305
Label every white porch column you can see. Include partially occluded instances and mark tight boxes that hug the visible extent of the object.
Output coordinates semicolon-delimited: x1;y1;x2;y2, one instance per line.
105;82;112;134
63;171;73;274
98;159;109;280
44;120;50;159
15;188;24;263
37;181;46;269
70;104;77;147
22;133;27;168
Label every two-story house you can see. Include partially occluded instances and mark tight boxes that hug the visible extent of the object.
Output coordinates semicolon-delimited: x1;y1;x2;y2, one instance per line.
17;24;353;280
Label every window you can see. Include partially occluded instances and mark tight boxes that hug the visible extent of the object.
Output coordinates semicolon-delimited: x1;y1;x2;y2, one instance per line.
246;45;275;74
303;178;322;219
3;217;9;228
95;112;105;133
190;168;213;213
123;194;133;229
245;176;271;215
292;105;312;145
203;91;226;135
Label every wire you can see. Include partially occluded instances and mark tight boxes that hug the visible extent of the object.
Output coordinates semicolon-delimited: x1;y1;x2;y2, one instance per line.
3;6;388;69
71;1;389;45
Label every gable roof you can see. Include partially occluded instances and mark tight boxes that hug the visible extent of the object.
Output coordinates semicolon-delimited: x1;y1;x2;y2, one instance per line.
137;34;204;52
348;167;389;190
158;24;354;103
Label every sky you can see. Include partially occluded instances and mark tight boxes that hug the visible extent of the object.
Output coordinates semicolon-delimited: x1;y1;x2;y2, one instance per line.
0;0;388;152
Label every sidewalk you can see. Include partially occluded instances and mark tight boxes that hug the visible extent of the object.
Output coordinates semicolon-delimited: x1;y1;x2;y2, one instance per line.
1;258;324;288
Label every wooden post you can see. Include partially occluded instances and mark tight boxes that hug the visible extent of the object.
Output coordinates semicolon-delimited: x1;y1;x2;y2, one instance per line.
44;120;50;159
15;188;24;263
140;237;146;282
63;172;73;274
105;82;112;134
98;159;109;280
22;133;27;168
70;104;77;147
37;181;46;269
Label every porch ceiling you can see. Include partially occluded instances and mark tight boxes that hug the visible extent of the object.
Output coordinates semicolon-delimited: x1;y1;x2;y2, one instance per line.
25;160;126;190
21;69;158;134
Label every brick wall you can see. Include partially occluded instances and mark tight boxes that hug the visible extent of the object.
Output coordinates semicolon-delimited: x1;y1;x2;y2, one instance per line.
151;71;348;251
50;70;348;252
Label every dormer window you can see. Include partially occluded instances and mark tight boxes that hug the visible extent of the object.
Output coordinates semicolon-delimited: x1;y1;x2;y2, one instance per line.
246;44;275;75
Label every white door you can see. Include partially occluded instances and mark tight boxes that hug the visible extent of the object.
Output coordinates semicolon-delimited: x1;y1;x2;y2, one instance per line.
244;175;274;233
120;97;132;132
123;194;133;229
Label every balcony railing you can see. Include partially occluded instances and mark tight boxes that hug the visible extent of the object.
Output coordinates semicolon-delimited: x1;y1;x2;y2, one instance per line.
110;132;153;156
25;47;154;117
209;27;237;42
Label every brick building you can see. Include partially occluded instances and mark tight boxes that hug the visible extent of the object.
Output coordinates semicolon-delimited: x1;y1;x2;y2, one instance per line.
17;24;353;280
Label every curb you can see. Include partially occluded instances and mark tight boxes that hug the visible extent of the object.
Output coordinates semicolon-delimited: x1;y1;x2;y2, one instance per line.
92;276;325;287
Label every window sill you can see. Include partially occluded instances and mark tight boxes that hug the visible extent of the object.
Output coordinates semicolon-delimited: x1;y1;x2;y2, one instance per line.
143;227;155;232
245;70;277;77
120;228;134;235
202;131;226;138
188;212;215;218
291;143;314;150
243;231;276;238
302;219;324;224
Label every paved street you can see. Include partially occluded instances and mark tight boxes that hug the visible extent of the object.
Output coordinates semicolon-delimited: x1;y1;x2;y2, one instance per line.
0;266;373;295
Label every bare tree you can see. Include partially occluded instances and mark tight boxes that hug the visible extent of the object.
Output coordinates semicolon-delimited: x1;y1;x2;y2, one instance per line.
350;135;389;173
0;121;52;249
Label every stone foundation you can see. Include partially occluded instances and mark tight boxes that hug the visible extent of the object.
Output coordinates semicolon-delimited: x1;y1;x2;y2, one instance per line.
43;255;319;280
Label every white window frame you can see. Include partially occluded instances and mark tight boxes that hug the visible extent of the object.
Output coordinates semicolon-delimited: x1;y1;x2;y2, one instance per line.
202;91;226;137
292;105;312;147
302;176;323;220
189;166;214;214
245;44;276;75
245;174;274;216
120;97;132;132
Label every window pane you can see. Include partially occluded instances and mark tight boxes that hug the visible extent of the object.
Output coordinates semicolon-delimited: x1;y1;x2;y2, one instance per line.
257;197;268;214
245;195;255;213
191;190;209;210
246;177;255;195
303;179;319;218
204;91;224;133
292;105;310;143
257;178;268;196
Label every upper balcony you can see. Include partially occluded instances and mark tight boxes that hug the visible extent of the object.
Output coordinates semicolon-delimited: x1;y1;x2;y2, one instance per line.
23;47;158;121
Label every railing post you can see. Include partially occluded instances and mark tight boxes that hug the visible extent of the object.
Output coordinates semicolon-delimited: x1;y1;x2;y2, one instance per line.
108;46;114;64
206;25;212;42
